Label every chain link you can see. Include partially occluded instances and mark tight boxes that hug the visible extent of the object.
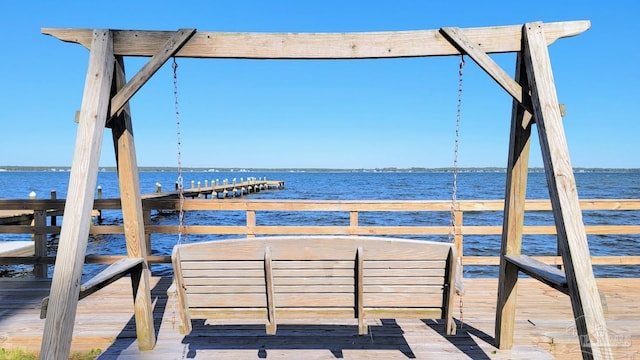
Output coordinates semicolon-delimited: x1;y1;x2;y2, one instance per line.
173;57;187;245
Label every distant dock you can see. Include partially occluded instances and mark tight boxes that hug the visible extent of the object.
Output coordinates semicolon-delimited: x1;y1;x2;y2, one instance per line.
146;177;285;200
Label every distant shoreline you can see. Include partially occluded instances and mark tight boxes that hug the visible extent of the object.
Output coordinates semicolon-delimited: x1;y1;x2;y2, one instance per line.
1;166;639;173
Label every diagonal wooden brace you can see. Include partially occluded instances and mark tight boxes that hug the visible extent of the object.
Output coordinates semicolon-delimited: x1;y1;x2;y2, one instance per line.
440;27;534;116
109;28;196;121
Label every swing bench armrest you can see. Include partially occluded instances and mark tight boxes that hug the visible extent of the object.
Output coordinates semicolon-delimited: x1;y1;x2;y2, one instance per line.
504;254;569;295
40;257;144;319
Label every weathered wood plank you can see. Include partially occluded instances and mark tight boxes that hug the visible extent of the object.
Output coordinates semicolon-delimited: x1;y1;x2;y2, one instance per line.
184;277;266;286
524;21;611;359
504;254;568;294
171;246;191;334
1;277;638;358
79;258;143;294
1;198;638;212
40;29;115;360
176;236;452;261
363;276;445;285
364;268;445;277
110;54;156;351
42;21;590;59
365;260;447;269
496;50;533;350
0;241;34;257
363;293;444;307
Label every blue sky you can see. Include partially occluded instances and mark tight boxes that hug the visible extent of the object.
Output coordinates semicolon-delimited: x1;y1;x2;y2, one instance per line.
1;1;638;169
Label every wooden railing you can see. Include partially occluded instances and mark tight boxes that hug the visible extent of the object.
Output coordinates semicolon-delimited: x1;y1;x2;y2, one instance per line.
1;198;639;275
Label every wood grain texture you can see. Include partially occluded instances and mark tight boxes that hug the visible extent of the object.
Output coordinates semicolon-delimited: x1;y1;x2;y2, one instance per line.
32;210;47;278
2;276;639;358
40;29;114;360
524;21;612;359
504;254;568;294
42;21;590;59
495;50;533;349
110;55;156;350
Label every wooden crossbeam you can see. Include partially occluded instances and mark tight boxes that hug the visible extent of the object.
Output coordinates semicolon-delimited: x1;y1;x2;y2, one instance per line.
42;21;590;59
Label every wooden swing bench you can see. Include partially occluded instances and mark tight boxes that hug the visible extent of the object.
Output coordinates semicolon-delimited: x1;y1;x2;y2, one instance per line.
170;235;457;336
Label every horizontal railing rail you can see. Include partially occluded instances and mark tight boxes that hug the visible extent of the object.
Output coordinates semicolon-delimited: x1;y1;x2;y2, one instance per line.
1;199;639;274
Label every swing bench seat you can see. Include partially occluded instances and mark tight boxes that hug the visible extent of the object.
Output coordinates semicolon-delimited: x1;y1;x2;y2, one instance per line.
40;257;144;319
170;235;457;336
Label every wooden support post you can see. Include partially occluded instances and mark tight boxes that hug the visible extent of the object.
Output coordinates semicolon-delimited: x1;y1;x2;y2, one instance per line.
495;51;533;349
33;210;47;278
40;29;114;360
110;55;156;350
523;22;611;359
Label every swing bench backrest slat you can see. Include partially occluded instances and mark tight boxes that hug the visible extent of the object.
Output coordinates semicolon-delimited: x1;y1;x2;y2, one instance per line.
171;235;457;335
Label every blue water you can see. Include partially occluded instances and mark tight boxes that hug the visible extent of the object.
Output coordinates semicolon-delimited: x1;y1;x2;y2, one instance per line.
1;170;639;279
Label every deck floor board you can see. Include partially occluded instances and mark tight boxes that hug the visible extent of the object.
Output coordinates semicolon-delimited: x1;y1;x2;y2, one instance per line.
0;277;637;359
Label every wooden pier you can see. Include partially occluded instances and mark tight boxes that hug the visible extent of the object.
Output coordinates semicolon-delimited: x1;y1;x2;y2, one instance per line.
147;178;285;200
0;276;637;359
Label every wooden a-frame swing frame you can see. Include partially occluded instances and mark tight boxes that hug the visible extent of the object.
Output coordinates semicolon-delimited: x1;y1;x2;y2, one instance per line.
39;20;612;360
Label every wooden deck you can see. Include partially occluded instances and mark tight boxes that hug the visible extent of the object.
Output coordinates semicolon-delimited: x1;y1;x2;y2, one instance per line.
0;277;637;359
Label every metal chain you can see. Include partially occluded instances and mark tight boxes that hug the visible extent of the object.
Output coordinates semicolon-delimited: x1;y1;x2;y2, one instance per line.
173;57;187;245
449;55;464;243
450;54;465;328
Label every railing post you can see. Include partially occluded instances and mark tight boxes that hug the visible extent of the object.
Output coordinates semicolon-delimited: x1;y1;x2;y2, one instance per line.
143;209;152;255
50;190;57;227
246;209;256;238
350;211;359;235
31;191;48;278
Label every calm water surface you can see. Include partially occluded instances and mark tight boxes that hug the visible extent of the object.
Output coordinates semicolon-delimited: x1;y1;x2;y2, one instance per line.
1;170;638;278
